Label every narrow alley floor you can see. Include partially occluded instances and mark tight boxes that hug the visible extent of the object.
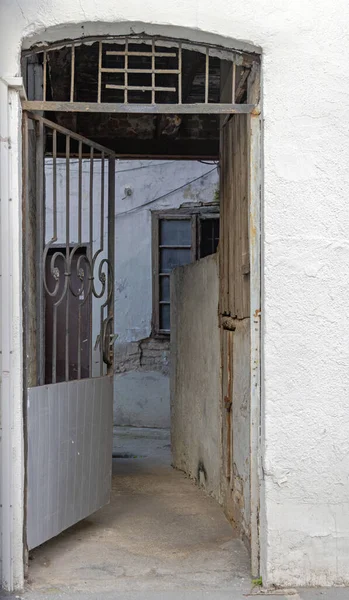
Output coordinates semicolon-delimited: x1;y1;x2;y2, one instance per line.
22;427;252;599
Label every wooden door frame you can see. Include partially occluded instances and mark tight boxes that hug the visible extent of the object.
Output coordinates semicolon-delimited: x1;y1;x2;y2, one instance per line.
219;61;261;575
248;65;262;577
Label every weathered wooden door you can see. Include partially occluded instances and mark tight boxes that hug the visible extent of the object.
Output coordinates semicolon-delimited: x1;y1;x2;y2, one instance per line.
220;113;251;540
23;113;116;550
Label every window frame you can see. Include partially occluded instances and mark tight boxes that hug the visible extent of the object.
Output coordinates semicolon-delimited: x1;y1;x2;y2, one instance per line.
197;212;220;260
152;206;219;337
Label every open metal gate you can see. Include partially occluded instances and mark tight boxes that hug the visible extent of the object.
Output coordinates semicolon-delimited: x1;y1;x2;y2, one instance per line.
22;113;116;550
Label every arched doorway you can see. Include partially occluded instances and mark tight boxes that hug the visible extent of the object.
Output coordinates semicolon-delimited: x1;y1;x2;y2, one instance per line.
21;31;261;593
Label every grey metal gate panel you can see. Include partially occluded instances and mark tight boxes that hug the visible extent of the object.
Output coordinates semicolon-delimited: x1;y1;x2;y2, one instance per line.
23;113;116;550
27;376;113;550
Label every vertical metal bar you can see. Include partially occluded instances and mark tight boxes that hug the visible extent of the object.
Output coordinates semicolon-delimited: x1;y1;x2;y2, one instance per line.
151;40;155;104
52;128;58;384
22;110;30;386
178;43;182;104
99;310;104;378
89;148;94;251
65;135;70;382
89;148;94;377
124;39;128;104
52;302;57;384
43;51;47;101
98;41;102;103
77;141;83;381
36;119;45;385
107;156;115;376
77;305;82;381
232;61;236;104
52;130;57;241
100;152;105;250
77;144;83;383
205;47;209;104
78;141;83;243
70;43;75;103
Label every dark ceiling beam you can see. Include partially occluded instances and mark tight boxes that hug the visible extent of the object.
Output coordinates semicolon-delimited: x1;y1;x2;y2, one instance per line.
44;135;219;159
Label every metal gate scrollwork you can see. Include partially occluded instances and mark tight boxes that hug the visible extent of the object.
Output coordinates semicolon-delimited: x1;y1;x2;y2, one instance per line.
23;112;116;386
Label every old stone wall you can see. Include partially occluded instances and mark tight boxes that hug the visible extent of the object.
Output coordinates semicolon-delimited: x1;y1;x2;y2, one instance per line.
114;337;171;428
114;337;170;376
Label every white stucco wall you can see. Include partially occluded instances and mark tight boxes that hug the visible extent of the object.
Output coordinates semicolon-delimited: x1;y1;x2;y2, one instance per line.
1;0;349;590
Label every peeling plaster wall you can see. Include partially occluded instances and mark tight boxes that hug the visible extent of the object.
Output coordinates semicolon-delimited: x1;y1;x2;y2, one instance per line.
1;0;349;589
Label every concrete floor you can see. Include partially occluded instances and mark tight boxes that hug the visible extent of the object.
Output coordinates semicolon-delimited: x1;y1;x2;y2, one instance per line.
12;428;348;600
22;427;253;599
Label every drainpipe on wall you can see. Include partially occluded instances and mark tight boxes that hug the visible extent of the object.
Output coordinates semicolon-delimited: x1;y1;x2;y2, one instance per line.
0;77;25;591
